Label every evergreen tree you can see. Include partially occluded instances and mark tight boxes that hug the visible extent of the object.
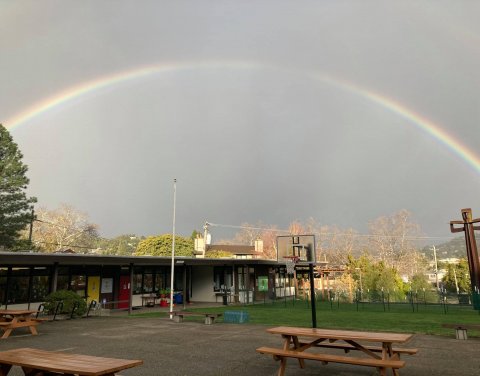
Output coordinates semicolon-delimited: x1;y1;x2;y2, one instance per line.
135;234;194;257
0;124;36;249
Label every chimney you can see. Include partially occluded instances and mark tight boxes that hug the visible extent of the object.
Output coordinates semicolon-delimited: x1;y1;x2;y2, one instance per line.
254;239;263;253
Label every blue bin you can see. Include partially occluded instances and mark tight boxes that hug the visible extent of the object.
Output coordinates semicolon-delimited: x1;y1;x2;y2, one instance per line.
174;293;183;304
223;310;249;323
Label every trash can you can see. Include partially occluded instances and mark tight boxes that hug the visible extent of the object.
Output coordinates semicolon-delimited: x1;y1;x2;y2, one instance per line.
174;293;183;304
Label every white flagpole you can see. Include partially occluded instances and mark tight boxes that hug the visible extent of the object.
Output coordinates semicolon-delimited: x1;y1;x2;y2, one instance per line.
169;178;177;319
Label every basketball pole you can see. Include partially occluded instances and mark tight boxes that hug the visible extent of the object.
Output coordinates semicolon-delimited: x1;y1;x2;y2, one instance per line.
309;261;317;328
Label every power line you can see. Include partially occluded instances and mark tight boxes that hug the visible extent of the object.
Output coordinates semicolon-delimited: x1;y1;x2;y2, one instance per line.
205;221;456;241
206;222;290;233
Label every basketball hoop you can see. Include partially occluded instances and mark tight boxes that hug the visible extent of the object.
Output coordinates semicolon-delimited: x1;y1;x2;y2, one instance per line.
284;256;300;275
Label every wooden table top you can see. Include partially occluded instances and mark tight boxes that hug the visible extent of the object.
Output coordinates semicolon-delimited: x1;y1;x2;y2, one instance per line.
0;348;143;375
267;326;413;343
0;310;36;316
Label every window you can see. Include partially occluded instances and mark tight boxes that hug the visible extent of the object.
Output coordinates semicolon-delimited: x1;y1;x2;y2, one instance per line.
70;275;86;297
0;268;8;305
133;273;143;294
31;267;51;302
213;266;233;292
8;268;30;304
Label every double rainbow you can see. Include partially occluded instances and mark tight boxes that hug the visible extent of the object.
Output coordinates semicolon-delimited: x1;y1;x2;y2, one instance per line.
4;61;480;176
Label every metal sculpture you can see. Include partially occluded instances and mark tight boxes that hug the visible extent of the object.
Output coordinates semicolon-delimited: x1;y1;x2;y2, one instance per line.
450;208;480;293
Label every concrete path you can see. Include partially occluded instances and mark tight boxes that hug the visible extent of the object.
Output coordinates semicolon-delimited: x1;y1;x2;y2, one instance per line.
0;314;479;375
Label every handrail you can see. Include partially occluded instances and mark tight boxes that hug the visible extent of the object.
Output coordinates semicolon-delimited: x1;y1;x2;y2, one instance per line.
36;303;45;318
86;300;97;318
69;301;80;319
53;301;63;321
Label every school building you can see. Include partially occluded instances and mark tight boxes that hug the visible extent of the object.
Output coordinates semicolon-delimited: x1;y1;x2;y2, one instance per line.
0;252;296;310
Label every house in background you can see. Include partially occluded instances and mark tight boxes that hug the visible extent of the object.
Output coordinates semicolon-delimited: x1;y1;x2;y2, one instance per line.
194;235;266;259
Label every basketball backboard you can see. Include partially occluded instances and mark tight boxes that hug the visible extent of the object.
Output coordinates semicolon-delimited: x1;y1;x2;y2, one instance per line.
277;235;316;264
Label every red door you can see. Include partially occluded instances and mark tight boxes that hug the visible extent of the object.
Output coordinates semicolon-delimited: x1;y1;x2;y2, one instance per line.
118;276;130;309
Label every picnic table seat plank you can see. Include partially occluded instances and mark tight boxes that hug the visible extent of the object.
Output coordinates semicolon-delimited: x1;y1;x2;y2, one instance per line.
257;346;405;376
0;348;142;376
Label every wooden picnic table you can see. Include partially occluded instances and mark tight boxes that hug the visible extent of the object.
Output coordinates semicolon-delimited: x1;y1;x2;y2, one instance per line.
257;326;417;376
0;347;143;376
0;310;39;339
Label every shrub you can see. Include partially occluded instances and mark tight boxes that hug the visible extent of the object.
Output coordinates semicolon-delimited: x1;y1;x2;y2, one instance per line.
44;289;87;317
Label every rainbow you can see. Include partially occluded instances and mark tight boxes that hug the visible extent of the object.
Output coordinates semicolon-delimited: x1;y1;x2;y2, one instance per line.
316;74;480;176
4;61;256;130
4;61;480;175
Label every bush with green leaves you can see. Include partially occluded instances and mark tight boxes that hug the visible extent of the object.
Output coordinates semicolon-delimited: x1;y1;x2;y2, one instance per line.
44;290;87;317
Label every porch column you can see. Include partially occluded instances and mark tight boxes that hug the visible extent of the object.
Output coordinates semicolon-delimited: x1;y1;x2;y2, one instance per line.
129;263;133;315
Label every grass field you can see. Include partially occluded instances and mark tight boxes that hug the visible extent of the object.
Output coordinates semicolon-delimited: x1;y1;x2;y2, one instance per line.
131;299;480;337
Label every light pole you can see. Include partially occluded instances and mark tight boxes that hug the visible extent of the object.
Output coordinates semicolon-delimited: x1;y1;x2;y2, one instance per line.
169;179;177;319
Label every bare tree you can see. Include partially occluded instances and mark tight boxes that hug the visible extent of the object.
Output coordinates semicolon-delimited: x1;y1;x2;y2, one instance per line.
232;222;263;245
294;218;360;266
367;209;422;276
260;226;280;260
288;220;305;235
31;204;99;253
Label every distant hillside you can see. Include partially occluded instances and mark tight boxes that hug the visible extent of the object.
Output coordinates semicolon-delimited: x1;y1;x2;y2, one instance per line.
422;236;471;260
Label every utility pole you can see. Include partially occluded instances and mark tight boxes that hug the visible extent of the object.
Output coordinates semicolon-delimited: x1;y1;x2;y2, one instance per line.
431;245;440;291
28;209;35;248
453;267;460;294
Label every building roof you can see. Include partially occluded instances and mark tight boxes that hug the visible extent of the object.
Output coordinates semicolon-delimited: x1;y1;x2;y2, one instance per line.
207;244;258;255
0;251;277;267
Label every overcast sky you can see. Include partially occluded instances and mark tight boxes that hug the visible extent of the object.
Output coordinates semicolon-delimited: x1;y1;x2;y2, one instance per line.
1;1;479;242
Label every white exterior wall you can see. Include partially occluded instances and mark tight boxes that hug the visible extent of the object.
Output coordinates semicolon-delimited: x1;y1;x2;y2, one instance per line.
190;265;216;302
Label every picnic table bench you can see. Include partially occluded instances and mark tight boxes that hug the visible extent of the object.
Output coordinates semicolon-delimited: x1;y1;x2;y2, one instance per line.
0;310;40;339
442;323;480;340
171;311;222;325
257;326;417;376
0;347;143;376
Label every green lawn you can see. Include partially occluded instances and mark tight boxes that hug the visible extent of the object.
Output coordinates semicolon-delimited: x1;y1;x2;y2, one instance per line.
131;299;480;337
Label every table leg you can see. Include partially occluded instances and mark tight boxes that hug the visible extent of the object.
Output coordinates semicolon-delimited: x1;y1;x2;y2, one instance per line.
27;320;38;336
291;336;305;369
382;342;400;376
1;328;12;339
276;335;292;376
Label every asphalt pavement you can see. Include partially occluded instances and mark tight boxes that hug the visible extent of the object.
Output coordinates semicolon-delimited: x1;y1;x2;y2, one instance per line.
0;310;479;376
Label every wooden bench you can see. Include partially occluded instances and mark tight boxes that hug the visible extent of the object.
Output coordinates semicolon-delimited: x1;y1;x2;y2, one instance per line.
171;311;222;325
442;323;480;340
256;346;405;375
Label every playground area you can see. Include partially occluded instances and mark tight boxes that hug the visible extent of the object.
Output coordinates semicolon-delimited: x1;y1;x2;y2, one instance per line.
1;310;479;376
